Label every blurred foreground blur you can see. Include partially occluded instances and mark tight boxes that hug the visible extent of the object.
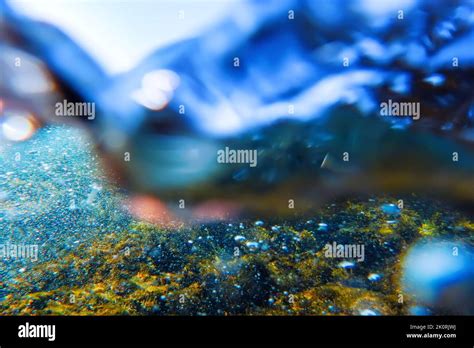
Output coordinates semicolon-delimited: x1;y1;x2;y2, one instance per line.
1;0;474;219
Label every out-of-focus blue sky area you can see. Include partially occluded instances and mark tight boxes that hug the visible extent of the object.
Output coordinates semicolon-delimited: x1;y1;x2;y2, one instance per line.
7;0;236;74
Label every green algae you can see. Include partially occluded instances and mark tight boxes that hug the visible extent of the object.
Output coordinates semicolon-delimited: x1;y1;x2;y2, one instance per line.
1;196;473;316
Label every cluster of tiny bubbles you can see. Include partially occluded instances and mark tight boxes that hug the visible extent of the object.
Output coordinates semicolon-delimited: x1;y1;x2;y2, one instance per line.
0;125;132;279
